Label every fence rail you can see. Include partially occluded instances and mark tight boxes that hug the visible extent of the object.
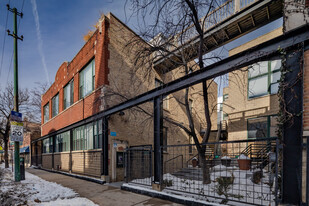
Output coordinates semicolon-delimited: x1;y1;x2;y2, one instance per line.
126;138;279;206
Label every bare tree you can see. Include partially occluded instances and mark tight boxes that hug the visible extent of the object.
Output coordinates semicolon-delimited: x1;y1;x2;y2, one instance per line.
0;84;31;168
29;82;50;123
118;0;224;184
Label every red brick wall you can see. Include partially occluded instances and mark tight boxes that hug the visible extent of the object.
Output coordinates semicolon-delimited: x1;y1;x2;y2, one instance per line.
303;49;309;131
41;18;110;136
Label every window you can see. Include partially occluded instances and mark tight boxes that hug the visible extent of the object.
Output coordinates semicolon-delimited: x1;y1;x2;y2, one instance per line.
72;120;102;151
63;79;74;110
43;103;49;123
94;119;102;149
247;115;277;139
79;59;95;99
248;60;281;98
163;127;168;152
52;94;59;118
43;137;53;153
223;94;229;102
55;131;70;152
155;78;168;110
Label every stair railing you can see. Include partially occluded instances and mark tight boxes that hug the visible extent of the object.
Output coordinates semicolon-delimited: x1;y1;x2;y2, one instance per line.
163;154;183;174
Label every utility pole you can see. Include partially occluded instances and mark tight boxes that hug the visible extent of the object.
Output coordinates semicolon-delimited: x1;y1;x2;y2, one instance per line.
7;4;23;182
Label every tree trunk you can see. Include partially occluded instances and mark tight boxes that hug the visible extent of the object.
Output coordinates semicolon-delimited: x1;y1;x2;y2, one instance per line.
200;152;211;184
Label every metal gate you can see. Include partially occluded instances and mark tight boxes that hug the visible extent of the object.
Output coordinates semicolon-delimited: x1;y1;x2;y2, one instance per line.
125;145;152;186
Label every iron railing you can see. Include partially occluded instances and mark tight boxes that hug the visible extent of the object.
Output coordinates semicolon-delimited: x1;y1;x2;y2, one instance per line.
125;145;153;186
162;138;279;205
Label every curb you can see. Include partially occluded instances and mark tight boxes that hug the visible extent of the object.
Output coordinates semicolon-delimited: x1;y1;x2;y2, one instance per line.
121;185;216;206
31;167;105;185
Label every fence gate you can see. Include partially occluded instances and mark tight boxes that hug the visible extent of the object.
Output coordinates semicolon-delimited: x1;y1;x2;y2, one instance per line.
125;145;152;186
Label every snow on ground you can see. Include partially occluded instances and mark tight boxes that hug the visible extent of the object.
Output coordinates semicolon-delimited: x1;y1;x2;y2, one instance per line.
0;164;98;206
130;166;277;206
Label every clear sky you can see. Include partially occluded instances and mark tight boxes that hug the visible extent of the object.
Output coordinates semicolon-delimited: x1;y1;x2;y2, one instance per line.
0;0;134;90
0;0;282;93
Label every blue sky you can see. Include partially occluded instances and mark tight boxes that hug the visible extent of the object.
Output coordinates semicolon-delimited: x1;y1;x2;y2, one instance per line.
0;0;282;93
0;0;133;89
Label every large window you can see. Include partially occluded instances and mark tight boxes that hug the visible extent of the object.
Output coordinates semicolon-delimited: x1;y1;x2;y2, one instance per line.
63;79;74;110
55;131;70;152
155;78;168;110
79;59;95;99
52;94;59;118
247;116;278;139
43;103;49;123
43;137;53;153
248;60;281;98
72;120;102;151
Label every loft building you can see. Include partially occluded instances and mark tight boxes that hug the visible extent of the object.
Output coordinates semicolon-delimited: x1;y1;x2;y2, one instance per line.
32;13;218;182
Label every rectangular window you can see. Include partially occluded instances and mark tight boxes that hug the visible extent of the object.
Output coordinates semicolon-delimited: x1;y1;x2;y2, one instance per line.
247;115;278;139
79;59;95;99
155;78;168;110
43;103;49;123
94;119;102;149
72;120;101;151
52;94;59;118
163;127;168;152
248;60;281;98
55;131;70;152
63;79;74;110
73;126;84;151
43;137;53;153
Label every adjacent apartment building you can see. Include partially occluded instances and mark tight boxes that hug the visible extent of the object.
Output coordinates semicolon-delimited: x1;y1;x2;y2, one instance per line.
222;27;283;152
33;13;217;182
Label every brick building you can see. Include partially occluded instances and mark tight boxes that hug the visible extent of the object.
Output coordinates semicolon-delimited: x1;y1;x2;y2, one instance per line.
32;13;218;182
222;27;283;149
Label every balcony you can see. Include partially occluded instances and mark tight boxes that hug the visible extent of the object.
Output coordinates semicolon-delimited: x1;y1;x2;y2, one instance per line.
153;0;283;72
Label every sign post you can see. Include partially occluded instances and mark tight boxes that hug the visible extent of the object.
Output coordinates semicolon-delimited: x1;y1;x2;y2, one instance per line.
10;111;23;181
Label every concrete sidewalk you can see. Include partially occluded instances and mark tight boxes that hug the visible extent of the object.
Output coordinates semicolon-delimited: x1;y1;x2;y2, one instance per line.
26;168;182;206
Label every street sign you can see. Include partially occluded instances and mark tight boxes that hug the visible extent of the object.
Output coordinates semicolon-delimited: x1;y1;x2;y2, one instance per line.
11;111;22;122
111;132;116;136
10;111;23;142
10;121;23;142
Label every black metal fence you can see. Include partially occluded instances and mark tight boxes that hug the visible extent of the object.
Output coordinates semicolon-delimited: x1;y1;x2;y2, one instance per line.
125;145;153;186
126;138;280;205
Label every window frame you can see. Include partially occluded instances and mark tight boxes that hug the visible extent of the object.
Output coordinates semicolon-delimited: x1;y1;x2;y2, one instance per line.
248;60;281;99
247;115;278;139
43;102;49;123
51;93;59;118
79;59;95;99
63;79;74;110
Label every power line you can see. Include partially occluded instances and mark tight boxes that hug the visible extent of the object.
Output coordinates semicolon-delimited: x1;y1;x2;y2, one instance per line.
0;0;11;83
5;0;25;87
